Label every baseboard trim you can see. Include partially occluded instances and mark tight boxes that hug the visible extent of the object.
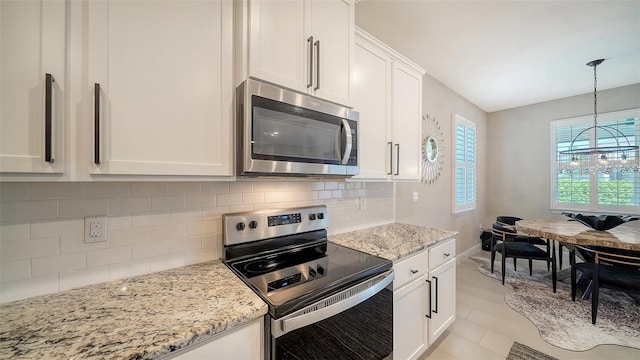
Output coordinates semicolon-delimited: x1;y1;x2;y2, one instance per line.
457;244;481;264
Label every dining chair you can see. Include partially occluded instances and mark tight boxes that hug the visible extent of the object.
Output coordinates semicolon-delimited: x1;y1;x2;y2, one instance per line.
496;216;556;270
491;222;557;292
570;245;640;324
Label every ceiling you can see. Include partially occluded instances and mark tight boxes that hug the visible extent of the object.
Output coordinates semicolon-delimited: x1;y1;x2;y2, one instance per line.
355;0;640;113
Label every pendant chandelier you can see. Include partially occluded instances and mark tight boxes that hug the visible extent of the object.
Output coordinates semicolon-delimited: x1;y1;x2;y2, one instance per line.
558;59;639;175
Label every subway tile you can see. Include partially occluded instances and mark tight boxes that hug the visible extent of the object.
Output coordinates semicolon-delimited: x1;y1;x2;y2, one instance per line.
1;200;59;222
109;227;151;246
1;237;60;261
32;253;85;277
0;183;29;201
132;240;171;260
202;206;229;220
131;182;168;196
264;191;317;203
108;215;131;231
30;183;83;200
252;181;276;192
187;221;215;236
185;246;217;264
216;193;242;206
59;266;109;292
1;260;31;282
151;223;187;241
131;212;170;228
168;182;201;195
242;192;264;205
151;195;186;211
230;182;253;193
86;246;131;268
186;194;216;210
324;182;339;190
0;222;30;242
59;198;108;217
109;260;150;281
60;234;109;254
202;233;222;249
229;205;254;213
84;183;130;198
149;253;185;273
109;197;151;215
31;218;84;239
318;190;332;200
0;274;58;304
310;182;325;190
201;182;229;194
170;210;202;224
170;236;201;253
332;190;343;198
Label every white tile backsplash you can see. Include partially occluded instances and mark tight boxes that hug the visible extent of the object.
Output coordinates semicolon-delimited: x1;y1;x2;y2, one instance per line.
0;180;393;303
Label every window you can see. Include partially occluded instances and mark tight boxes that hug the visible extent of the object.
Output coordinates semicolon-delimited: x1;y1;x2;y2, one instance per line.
550;108;640;214
453;114;476;213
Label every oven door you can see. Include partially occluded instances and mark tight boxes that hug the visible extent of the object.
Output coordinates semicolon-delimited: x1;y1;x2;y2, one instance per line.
267;270;393;360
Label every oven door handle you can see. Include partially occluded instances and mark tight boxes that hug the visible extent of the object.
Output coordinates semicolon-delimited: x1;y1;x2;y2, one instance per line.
272;269;394;338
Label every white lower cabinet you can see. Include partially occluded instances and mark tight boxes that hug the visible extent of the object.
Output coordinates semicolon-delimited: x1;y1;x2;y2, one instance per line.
166;318;263;360
393;238;456;359
394;272;429;360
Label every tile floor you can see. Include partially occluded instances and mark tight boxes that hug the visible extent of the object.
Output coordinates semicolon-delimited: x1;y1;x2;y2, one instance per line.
419;251;640;360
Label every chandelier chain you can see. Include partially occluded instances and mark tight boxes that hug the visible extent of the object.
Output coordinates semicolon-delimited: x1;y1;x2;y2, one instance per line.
593;63;598;126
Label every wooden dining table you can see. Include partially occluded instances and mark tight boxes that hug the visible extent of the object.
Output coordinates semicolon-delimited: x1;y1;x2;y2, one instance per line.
516;219;640;250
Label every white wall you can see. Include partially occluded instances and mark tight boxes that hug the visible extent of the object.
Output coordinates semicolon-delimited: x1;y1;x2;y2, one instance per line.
0;180;393;303
486;84;640;227
394;74;488;256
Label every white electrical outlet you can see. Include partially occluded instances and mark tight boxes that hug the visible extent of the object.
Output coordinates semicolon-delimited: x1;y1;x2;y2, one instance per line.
359;197;366;211
412;192;419;203
85;216;107;243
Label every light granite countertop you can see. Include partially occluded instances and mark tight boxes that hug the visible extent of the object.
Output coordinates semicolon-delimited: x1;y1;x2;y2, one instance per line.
0;261;267;360
329;223;458;261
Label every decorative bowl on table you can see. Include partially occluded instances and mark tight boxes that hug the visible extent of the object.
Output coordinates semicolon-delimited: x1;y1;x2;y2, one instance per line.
562;212;639;231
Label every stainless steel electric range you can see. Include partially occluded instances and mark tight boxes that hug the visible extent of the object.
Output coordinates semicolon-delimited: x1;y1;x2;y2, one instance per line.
223;205;393;360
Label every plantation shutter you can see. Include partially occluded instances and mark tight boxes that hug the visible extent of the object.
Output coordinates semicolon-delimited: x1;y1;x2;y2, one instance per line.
454;115;476;213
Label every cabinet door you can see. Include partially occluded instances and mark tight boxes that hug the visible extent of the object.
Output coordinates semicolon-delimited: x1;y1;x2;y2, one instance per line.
394;274;429;360
248;0;308;94
309;0;352;105
391;62;422;180
0;0;65;174
87;0;232;176
429;259;456;344
169;319;263;360
351;37;390;179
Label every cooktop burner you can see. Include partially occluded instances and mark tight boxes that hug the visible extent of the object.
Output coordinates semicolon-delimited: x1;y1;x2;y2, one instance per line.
244;259;280;274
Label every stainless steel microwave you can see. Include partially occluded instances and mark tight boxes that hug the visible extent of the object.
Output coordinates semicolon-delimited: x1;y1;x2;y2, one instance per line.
236;79;359;177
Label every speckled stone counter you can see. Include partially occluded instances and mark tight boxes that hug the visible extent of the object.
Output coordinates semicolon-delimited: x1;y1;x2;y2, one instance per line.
329;223;458;261
517;220;640;250
0;261;267;360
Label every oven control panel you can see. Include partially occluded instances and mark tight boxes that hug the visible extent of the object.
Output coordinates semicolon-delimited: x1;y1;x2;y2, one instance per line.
223;205;329;246
268;213;302;227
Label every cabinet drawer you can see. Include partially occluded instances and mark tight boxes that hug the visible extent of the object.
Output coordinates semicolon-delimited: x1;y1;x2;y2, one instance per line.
393;250;429;289
429;239;456;270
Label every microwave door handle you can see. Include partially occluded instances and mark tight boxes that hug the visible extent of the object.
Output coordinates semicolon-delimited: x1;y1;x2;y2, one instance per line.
341;119;352;164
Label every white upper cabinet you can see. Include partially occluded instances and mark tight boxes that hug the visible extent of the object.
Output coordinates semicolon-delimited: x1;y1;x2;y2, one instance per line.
238;0;353;106
351;28;424;181
0;0;66;174
86;0;233;176
391;61;423;181
351;36;391;179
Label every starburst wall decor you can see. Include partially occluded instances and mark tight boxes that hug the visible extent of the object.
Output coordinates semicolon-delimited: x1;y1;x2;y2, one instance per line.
421;114;445;184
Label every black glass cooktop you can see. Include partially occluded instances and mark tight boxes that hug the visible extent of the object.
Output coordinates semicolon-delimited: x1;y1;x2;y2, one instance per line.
225;236;392;318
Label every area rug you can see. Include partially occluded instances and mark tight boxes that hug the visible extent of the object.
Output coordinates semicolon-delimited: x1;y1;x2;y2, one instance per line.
506;342;557;360
471;256;640;351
